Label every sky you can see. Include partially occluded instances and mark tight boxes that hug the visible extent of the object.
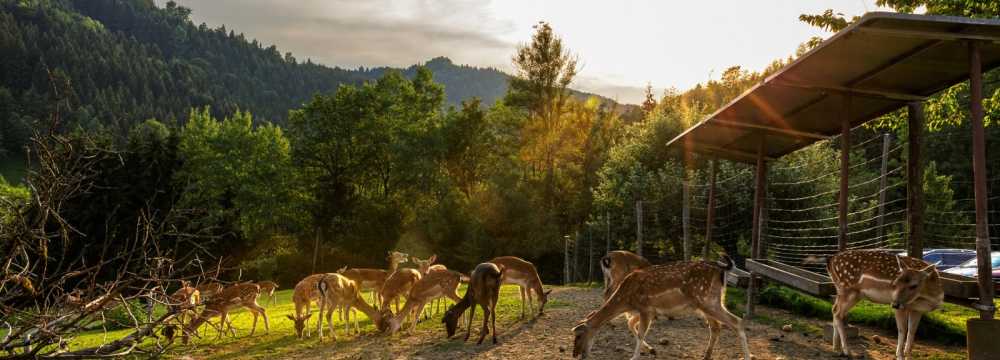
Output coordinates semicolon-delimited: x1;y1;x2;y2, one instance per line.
163;0;890;104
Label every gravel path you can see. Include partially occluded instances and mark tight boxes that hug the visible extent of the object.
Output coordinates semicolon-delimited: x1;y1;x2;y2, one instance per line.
289;287;963;360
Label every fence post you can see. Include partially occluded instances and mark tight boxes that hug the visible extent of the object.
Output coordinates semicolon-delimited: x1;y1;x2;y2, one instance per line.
564;234;570;285
588;226;594;285
878;133;890;242
606;211;611;254
636;200;644;257
704;158;717;258
683;173;691;260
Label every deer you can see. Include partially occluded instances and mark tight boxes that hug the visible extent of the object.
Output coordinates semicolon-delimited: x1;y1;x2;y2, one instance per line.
194;282;223;302
286;273;331;338
181;282;269;344
820;250;943;359
379;267;423;325
489;256;551;318
411;254;452;318
168;281;201;329
256;281;279;306
443;262;504;345
313;273;384;341
382;267;465;334
601;250;651;299
571;255;753;360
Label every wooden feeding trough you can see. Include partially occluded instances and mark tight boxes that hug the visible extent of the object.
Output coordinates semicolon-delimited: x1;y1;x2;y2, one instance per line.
726;266;751;288
938;272;981;299
746;259;836;297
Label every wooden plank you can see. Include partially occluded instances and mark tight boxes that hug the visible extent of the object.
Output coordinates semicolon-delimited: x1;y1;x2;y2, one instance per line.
726;267;750;288
770;81;926;102
907;102;925;258
839;95;851;253
856;27;1000;43
939;273;981;299
746;259;836;296
712;119;830;140
969;41;996;319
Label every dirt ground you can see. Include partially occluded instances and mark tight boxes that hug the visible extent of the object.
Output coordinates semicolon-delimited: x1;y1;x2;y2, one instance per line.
288;287;964;360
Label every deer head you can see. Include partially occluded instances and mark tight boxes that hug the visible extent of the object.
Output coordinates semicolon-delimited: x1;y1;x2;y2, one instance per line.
571;322;596;358
537;288;553;315
443;306;462;338
891;256;937;309
412;254;437;274
285;313;312;338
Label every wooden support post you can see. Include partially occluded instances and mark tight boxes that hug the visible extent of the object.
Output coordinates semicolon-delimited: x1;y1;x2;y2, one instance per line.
573;230;580;282
968;41;995;319
878;133;890;241
839;95;852;253
747;135;768;319
606;212;611;254
636;200;644;258
683;170;692;260
564;235;570;285
704;158;718;258
907;103;925;258
588;226;594;285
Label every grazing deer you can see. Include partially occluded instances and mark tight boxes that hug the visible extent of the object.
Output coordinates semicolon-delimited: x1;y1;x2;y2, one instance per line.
287;273;329;338
411;254;450;318
572;255;752;360
337;266;389;333
382;267;465;334
443;262;503;345
256;281;279;306
182;283;269;344
823;250;943;359
313;273;384;341
601;250;651;299
489;256;551;318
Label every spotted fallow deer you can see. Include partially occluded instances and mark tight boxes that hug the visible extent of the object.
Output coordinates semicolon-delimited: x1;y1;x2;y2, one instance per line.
287;273;328;338
443;262;504;345
168;281;201;329
601;250;651;300
256;280;279;306
382;267;465;334
572;255;752;360
411;254;453;318
182;283;269;344
314;273;384;341
489;256;551;318
824;250;943;359
379;268;423;324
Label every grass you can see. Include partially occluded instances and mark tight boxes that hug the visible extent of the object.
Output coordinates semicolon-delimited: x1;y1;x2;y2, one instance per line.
751;284;998;345
63;284;568;359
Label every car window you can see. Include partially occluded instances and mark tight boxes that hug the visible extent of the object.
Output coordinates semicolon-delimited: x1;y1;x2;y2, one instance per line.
924;254;942;263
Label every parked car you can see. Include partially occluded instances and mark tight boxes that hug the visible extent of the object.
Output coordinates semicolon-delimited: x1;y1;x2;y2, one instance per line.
944;251;1000;277
895;248;978;271
920;249;978;271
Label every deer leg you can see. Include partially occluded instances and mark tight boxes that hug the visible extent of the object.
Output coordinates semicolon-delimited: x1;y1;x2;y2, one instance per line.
491;295;499;344
699;298;753;360
316;300;325;340
518;286;526;318
627;313;653;351
477;304;491;345
325;304;338;342
702;319;722;360
903;310;922;359
631;313;652;360
832;290;860;356
465;304;476;342
413;303;427;332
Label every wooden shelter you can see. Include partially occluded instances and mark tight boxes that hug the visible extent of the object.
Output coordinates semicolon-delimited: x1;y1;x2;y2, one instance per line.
667;12;998;357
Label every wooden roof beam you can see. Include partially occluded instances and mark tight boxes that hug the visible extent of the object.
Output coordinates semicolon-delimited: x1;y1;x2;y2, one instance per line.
712;119;830;141
687;141;776;163
770;81;927;102
856;27;1000;43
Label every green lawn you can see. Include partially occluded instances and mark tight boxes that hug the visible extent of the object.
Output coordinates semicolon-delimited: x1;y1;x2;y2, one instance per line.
62;284;567;359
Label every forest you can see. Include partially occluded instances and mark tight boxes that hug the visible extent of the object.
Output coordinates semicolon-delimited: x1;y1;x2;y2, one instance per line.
1;0;999;289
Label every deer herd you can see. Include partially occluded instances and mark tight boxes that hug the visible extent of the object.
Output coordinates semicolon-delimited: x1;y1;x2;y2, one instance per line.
161;248;943;359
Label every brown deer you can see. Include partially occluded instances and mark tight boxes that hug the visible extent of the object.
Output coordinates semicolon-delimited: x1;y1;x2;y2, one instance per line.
823;250;943;359
314;273;384;341
195;282;223;302
286;273;328;338
443;262;504;345
411;254;452;318
182;283;269;344
379;268;423;323
489;256;551;318
601;250;651;299
168;281;200;328
572;255;752;360
382;267;465;334
256;281;279;306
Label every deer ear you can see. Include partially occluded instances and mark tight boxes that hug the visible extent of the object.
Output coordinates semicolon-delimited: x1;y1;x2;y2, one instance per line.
304;313;313;319
430;254;437;263
285;314;296;321
544;289;553;296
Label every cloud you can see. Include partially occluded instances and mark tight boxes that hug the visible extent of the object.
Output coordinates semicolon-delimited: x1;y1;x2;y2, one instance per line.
171;0;517;69
574;76;646;105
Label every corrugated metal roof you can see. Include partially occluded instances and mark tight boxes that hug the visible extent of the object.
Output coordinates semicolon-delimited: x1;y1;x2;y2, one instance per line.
666;12;1000;163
